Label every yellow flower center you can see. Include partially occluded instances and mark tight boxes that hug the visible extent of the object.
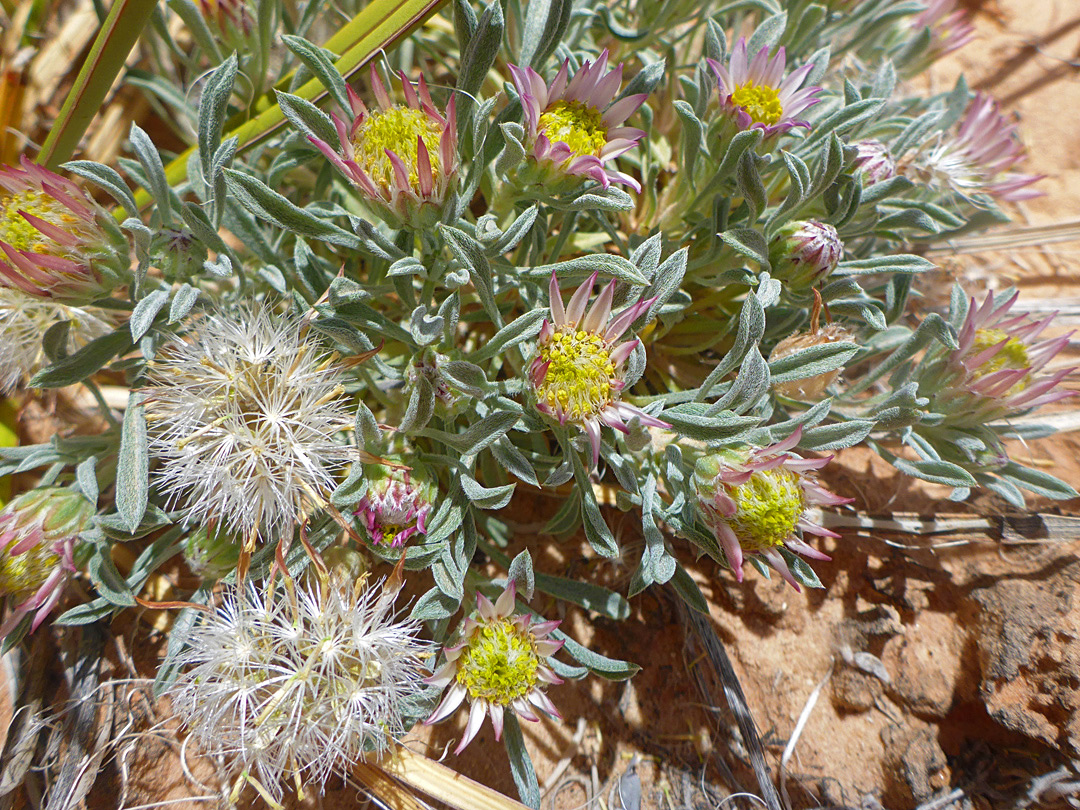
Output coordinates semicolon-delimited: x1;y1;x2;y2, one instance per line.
0;190;77;254
535;327;616;421
537;100;608;158
352;106;443;190
0;539;59;601
455;618;540;705
730;82;784;126
971;327;1030;392
729;468;805;552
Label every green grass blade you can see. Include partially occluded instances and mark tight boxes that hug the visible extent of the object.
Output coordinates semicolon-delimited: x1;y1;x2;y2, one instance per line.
127;0;447;215
37;0;160;169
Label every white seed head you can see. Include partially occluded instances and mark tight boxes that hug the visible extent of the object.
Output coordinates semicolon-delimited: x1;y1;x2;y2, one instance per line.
144;304;355;541
168;576;432;800
0;288;111;392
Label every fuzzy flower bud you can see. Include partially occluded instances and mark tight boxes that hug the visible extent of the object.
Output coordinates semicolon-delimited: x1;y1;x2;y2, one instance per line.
353;462;436;549
0;487;93;639
425;583;564;754
768;220;843;289
182;525;241;580
167;576;432;801
853;139;896;186
693;428;852;590
0;157;127;303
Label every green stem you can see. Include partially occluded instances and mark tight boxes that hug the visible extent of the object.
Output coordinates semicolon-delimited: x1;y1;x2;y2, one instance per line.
37;0;160;169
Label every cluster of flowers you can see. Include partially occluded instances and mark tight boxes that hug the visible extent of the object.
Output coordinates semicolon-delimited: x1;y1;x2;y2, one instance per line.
0;0;1073;805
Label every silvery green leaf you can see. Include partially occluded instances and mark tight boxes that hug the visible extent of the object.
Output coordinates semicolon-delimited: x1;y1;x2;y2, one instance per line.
799;420;874;451
431;558;464;601
276;90;339;148
472;309;546;362
663;404;760;444
835;254;935;275
553;629;641;680
574;457;618;558
979;475;1025;509
400;377;435;433
76;457;99;505
623;341;646;388
769;341;859;383
41;320;70;363
442;361;489;397
643;247;687;322
282;35;351;114
674;100;703;176
130;289;169;342
457;0;503;130
116;393;149;534
563;186;635;212
697;294;765;396
153;584;213;697
64;161;138;218
804;99;885;146
426;411;520;455
803;45;830;87
746;11;787;53
224;169;360;248
736;150;767;225
168;0;222;61
440;224;502;327
756;274;781;307
892;458;976;488
939;74;970;132
630;232;663;280
88;545;136;606
519;0;572;69
720;228;769;268
30;328;133;389
331;464;366;508
353;218;406;260
203;254;232;278
487;205;538;256
710;347;769;414
507;550;535;600
198;54;237;185
780;548;824;589
129;124;173;224
998;463;1078;500
461;474;515;510
620;57;665;100
495;122;527;177
714;128;764;183
168;284;199;324
535;572;629;620
491;438;539;487
526;252;650;285
409;305;444;347
453;0;477;50
871;60;897;99
503;715;541;809
410;587;459;621
669;562;709;613
543;460;574;488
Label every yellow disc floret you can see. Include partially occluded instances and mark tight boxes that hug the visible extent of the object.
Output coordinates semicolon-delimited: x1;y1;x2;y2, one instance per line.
972;328;1031;378
535;327;616;421
1;190;77;254
537;100;608;158
456;618;540;705
728;468;806;552
0;540;59;601
352;106;443;189
730;82;784;126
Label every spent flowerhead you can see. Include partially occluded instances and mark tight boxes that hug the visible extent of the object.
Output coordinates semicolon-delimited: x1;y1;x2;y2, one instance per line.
694;427;852;590
353;462;436;549
309;66;458;229
853;139;896;187
529;271;668;466
911;0;975;64
144;302;355;543
0;287;111;391
168;575;432;801
0;157;127;303
708;39;822;138
909;92;1042;202
934;290;1075;424
508;49;647;191
0;487;93;640
425;583;563;753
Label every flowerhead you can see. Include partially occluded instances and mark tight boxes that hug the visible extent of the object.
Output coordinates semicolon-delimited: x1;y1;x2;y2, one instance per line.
0;487;93;640
167;575;432;801
508;50;647;192
529;271;668;466
0;287;111;392
693;427;852;590
144;303;355;543
938;290;1075;424
911;93;1042;202
309;66;458;229
425;583;563;754
853;139;896;187
911;0;975;62
0;157;127;303
353;462;436;549
708;39;822;138
768;220;843;290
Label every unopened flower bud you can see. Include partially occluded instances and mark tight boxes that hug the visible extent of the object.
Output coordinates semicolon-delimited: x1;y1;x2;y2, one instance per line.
769;221;843;289
183;525;241;579
354;462;437;549
853;140;896;186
